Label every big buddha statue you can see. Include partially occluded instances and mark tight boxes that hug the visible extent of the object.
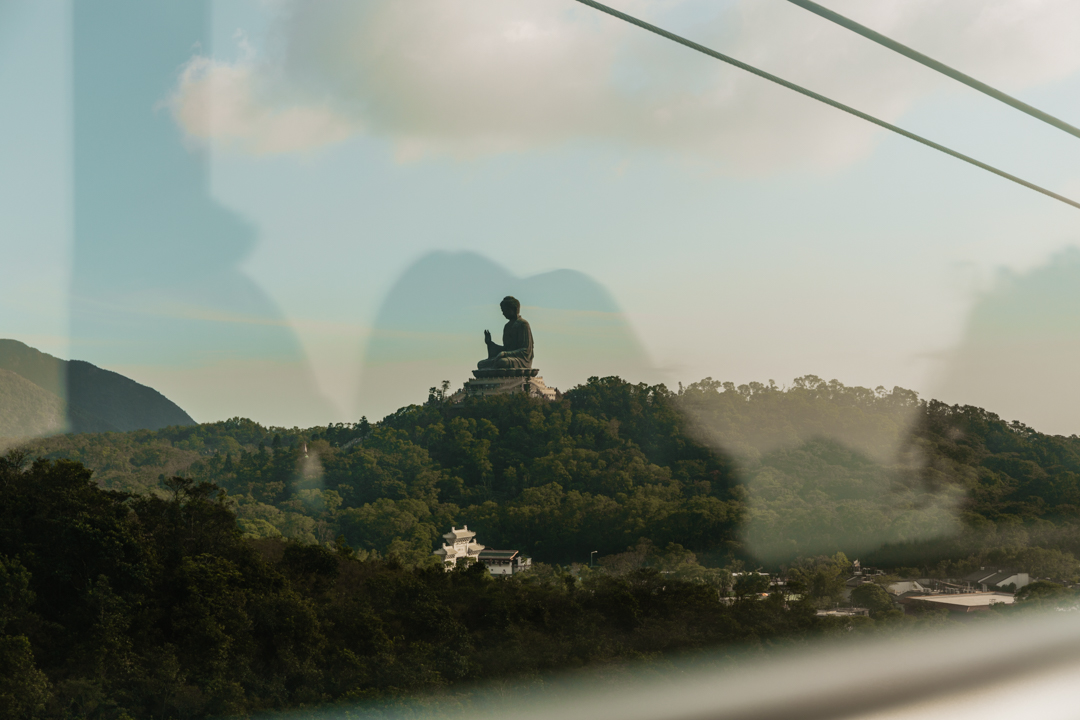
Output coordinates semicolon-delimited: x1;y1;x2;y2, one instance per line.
478;296;533;371
460;296;556;400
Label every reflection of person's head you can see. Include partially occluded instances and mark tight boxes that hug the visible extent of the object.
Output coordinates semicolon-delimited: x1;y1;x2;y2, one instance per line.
501;296;520;320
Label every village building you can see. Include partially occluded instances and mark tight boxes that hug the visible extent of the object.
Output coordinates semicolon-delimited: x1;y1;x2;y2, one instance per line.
478;548;532;576
887;580;928;596
433;526;531;576
433;526;484;566
816;607;870;618
899;592;1015;615
841;560;888;601
962;568;1030;593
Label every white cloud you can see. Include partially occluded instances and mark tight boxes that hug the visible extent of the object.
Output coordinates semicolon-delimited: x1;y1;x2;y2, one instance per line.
169;0;1080;171
170;52;353;154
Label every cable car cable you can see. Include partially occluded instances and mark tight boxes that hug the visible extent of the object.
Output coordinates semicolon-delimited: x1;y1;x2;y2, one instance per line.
572;0;1080;211
786;0;1080;142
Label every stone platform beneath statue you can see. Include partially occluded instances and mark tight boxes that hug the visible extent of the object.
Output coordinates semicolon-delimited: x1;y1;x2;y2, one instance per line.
472;367;539;379
457;368;557;401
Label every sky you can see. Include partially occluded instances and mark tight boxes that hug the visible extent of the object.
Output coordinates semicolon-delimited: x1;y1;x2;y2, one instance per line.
4;0;1080;433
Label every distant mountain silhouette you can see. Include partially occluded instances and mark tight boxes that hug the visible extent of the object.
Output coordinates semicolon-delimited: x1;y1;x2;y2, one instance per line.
357;251;653;418
0;339;195;436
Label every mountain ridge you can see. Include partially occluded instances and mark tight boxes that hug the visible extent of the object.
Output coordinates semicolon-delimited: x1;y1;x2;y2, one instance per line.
0;339;195;437
0;368;67;438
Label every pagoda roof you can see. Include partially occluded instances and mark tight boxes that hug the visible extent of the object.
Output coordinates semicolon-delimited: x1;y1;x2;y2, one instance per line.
433;541;484;559
443;525;477;542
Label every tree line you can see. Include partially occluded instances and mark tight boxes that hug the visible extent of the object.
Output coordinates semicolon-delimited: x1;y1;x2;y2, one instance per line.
0;453;848;719
18;375;1080;578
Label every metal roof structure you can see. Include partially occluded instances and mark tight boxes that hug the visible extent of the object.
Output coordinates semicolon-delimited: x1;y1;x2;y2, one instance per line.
901;593;1015;612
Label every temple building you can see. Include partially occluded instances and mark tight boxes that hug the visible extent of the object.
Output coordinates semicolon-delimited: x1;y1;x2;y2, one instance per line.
433;526;484;566
433;526;532;576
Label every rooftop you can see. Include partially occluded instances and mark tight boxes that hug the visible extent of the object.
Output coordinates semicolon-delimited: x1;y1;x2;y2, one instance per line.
903;593;1014;608
817;608;870;617
962;568;1022;584
442;525;477;541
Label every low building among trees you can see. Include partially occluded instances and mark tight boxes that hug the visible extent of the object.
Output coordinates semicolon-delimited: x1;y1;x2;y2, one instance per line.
899;592;1015;615
434;526;531;575
478;548;532;576
962;568;1030;593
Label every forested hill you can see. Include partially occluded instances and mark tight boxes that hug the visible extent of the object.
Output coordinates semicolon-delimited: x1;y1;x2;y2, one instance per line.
16;375;1080;577
6;375;1080;718
0;339;196;435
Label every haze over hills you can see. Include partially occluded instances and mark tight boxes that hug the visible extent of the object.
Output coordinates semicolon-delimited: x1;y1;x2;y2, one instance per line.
0;339;195;437
0;368;67;438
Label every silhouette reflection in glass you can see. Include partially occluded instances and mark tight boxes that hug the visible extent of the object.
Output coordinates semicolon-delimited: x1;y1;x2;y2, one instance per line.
72;0;333;427
356;251;653;418
935;247;1080;437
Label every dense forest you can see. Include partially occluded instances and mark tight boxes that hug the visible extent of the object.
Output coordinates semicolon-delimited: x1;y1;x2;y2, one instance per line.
0;452;879;719
16;375;1080;577
5;375;1080;717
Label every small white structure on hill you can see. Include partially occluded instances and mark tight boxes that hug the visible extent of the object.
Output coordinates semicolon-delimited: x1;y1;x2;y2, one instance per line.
434;526;484;567
434;526;531;575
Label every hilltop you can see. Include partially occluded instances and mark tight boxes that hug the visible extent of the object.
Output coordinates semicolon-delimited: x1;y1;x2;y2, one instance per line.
0;339;195;437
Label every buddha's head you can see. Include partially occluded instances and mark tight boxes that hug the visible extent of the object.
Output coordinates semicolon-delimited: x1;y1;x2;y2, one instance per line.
500;296;520;321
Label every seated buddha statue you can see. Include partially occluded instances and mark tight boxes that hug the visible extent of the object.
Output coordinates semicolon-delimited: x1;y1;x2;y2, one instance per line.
478;296;533;370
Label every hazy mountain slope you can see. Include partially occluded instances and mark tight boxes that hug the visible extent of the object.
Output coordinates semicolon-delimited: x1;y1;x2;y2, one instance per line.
0;339;195;434
0;338;66;396
64;359;196;432
0;368;67;438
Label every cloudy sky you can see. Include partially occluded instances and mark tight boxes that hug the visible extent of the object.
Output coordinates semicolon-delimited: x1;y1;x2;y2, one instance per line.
4;0;1080;432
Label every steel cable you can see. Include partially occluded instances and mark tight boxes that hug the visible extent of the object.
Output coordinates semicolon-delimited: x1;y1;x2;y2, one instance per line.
573;0;1080;211
787;0;1080;142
